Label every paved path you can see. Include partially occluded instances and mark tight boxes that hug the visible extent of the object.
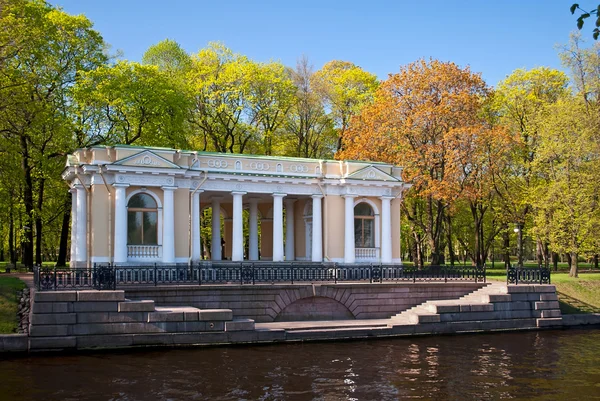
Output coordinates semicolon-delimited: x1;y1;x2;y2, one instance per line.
2;273;34;288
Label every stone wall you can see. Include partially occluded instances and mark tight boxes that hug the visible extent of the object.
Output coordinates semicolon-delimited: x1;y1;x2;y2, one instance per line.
125;282;487;322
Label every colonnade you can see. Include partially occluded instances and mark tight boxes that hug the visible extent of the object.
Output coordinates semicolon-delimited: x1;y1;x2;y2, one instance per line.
71;185;394;265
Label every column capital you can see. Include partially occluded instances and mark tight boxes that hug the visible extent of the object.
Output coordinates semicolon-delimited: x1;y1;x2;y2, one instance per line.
380;195;395;200
311;194;324;199
231;191;247;196
342;194;358;199
112;183;130;189
190;188;204;193
73;183;87;190
161;186;177;192
272;193;286;198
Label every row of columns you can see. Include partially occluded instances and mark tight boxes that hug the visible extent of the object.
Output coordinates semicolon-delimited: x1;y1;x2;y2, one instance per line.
71;184;393;265
199;193;323;262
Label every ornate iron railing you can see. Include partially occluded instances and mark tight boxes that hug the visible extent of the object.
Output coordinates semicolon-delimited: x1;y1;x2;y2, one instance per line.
34;263;487;291
506;266;551;285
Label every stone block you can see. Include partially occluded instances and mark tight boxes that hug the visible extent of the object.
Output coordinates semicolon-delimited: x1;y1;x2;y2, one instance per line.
429;304;461;314
227;331;259;343
418;314;441;323
77;312;147;324
533;285;557;293
77;290;125;302
507;294;530;302
35;291;77;302
204;321;225;331
147;311;184;322
118;300;155;312
195;331;228;344
132;333;175;346
198;309;233;321
77;334;134;349
73;302;119;313
72;322;171;336
535;301;560;310
561;314;600;326
29;336;76;350
540;293;558;301
470;304;494;312
506;286;533;293
541;309;562;318
184;311;199;321
29;325;70;337
487;294;512;302
32;303;53;314
2;334;28;352
225;319;255;332
31;313;76;326
176;322;206;332
459;305;471;312
537;318;563;327
256;329;286;342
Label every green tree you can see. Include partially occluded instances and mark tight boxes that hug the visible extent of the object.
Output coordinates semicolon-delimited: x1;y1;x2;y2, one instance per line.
73;61;192;148
313;60;379;151
0;0;106;267
532;96;600;276
492;67;569;267
142;38;192;76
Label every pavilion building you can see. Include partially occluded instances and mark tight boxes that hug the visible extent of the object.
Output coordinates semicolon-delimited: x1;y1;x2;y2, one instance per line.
63;145;408;267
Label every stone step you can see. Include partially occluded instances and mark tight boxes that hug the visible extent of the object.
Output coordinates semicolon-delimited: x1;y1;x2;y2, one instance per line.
284;322;389;332
118;300;155;313
537;317;563;327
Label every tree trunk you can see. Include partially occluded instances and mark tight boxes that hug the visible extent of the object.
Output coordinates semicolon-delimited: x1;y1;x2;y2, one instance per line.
9;201;16;265
20;135;34;269
594;254;598;270
536;239;543;267
35;177;45;266
56;192;71;267
552;252;558;271
502;223;510;268
569;252;578;277
445;213;454;266
544;242;550;268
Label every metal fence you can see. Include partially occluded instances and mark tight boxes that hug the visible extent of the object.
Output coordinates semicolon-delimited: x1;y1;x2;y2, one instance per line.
506;266;551;285
34;262;487;291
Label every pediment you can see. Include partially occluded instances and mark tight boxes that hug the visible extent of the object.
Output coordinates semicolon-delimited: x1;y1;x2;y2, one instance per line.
113;150;181;169
346;165;398;182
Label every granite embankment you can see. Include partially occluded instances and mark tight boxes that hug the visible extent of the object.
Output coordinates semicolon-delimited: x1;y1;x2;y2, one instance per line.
1;281;596;353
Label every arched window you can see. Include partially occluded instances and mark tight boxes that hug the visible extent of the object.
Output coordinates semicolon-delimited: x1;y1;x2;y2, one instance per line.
127;193;158;245
354;203;375;248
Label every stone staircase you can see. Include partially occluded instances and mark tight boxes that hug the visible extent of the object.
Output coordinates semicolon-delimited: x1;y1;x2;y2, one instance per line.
390;283;562;329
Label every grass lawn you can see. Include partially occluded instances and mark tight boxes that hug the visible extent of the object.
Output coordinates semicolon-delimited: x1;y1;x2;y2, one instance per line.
0;261;57;273
0;276;26;334
486;268;600;314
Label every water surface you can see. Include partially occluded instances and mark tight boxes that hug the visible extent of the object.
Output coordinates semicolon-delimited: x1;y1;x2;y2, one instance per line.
1;329;599;400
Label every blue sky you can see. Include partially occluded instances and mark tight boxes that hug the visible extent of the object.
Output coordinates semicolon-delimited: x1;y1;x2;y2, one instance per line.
52;0;595;87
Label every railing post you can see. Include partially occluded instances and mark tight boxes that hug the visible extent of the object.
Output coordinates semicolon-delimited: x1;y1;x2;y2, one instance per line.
334;263;338;284
252;263;255;285
291;263;294;285
369;263;373;284
444;266;448;283
413;266;416;283
240;263;243;285
154;263;157;286
53;267;57;291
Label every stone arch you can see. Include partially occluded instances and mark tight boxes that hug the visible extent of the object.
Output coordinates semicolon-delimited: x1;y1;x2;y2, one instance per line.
273;286;357;322
353;197;380;255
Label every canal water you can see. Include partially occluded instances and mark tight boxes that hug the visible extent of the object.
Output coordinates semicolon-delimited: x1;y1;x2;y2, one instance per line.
1;328;599;400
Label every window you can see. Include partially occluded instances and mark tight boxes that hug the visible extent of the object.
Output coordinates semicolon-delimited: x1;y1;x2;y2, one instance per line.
354;203;374;248
127;193;158;245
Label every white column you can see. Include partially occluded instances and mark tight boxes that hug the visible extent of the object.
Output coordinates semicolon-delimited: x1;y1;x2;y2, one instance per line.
311;195;323;262
211;197;222;261
113;184;128;263
75;184;87;264
344;195;357;264
272;193;285;262
232;191;246;262
285;198;296;261
162;186;175;263
70;188;77;264
191;189;202;262
248;198;259;261
381;196;393;264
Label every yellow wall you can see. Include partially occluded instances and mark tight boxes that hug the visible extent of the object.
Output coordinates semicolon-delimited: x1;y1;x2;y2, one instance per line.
324;195;344;260
90;184;109;259
174;188;190;259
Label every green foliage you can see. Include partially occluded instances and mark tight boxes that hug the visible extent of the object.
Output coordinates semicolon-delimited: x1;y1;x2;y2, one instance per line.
571;3;600;40
0;277;26;333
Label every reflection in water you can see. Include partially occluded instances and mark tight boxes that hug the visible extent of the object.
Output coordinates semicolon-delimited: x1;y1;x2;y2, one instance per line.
0;329;599;400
